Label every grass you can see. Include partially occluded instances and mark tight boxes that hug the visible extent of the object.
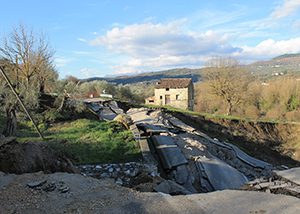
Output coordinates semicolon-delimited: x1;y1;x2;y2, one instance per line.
17;119;142;164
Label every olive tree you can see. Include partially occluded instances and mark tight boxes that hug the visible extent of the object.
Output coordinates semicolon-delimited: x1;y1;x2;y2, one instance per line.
0;25;55;136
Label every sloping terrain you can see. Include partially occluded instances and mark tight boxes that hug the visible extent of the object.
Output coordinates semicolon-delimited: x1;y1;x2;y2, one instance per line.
1;104;300;213
0;172;299;214
248;53;300;77
0;137;77;174
169;111;300;166
82;68;202;84
80;53;300;85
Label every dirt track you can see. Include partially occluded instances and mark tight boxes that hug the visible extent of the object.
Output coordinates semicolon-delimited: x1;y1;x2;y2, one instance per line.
0;172;299;214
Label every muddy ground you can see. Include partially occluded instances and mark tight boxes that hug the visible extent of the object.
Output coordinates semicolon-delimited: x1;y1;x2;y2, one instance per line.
169;111;300;167
1;104;300;213
0;137;77;174
0;172;299;214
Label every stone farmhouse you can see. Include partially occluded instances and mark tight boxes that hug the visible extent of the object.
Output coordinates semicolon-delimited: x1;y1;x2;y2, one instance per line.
145;78;194;110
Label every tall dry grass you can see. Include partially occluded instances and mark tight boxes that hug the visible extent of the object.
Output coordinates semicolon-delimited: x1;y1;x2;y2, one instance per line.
195;76;300;122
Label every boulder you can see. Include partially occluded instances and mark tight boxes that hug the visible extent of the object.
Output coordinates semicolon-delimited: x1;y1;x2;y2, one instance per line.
113;114;133;129
154;180;191;195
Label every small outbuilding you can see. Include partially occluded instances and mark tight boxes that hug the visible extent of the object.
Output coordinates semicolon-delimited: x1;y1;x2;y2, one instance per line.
145;96;156;105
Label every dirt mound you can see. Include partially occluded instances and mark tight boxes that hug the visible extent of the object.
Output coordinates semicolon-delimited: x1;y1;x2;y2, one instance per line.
0;137;77;174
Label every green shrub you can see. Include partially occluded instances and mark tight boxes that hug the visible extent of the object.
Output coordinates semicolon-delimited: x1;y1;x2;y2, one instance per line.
287;95;300;111
44;109;63;123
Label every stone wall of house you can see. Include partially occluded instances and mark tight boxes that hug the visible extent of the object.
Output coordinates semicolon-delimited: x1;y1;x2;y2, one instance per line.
154;87;191;110
187;84;194;110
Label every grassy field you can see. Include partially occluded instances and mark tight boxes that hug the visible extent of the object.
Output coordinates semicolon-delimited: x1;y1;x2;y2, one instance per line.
17;119;142;164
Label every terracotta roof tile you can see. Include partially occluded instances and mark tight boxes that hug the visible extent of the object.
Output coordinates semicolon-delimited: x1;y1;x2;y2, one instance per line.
155;78;192;89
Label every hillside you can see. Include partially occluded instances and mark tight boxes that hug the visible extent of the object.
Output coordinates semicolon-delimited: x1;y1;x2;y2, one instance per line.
81;54;300;85
82;68;202;85
273;53;300;60
248;53;300;78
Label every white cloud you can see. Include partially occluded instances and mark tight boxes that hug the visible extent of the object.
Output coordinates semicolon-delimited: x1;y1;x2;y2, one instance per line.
234;37;300;60
87;19;300;74
271;0;300;19
77;38;87;42
90;21;239;73
112;55;209;74
54;56;72;68
90;21;237;57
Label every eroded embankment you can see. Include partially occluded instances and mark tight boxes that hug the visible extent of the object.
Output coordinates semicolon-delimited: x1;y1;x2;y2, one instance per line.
168;111;300;167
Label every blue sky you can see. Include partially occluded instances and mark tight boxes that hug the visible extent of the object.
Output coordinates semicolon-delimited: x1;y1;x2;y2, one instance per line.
1;0;300;78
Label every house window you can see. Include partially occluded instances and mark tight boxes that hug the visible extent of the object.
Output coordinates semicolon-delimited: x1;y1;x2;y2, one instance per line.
166;88;169;91
160;96;163;99
176;94;179;100
149;100;154;103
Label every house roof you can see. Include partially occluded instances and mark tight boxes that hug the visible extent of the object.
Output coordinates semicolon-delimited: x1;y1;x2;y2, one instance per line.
155;78;192;89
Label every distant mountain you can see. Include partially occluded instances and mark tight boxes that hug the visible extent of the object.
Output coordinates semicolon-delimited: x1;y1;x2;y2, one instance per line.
81;53;300;85
247;53;300;77
273;53;300;60
82;68;202;85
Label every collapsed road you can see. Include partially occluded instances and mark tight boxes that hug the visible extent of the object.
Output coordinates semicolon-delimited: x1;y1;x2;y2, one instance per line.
128;108;270;193
84;99;300;197
1;100;300;213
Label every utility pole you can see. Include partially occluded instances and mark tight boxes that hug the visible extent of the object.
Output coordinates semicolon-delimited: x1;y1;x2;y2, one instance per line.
0;66;44;139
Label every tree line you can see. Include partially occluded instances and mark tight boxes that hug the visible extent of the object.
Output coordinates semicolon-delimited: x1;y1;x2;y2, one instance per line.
0;25;150;137
195;57;300;122
2;25;299;139
0;25;57;136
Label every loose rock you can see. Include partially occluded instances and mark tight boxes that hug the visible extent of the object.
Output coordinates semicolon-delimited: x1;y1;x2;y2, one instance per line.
27;180;47;189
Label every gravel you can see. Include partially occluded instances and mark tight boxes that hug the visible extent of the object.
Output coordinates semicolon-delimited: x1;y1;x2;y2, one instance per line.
1;171;299;214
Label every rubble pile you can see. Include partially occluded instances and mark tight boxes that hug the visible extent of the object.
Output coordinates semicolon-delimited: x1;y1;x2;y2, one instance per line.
243;167;300;198
78;162;151;187
128;108;292;194
27;179;70;194
245;175;300;198
194;136;273;180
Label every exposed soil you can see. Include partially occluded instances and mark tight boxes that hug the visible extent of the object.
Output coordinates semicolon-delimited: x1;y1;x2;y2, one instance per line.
1;172;299;214
0;137;78;174
169;111;300;167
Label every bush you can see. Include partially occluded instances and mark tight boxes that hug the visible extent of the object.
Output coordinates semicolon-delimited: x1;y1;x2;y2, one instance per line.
287;95;300;111
44;109;63;123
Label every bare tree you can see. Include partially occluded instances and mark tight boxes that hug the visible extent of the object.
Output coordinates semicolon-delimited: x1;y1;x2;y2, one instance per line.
0;25;55;136
202;57;251;115
0;25;53;88
36;63;58;94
